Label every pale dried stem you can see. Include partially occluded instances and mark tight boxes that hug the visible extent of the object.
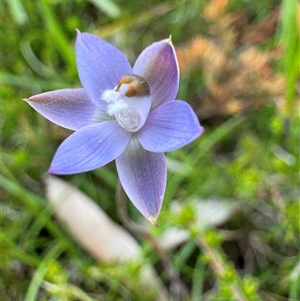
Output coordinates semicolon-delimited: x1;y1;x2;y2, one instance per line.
195;235;250;301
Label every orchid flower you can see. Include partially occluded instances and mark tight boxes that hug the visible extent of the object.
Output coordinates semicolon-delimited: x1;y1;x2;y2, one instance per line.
24;31;204;223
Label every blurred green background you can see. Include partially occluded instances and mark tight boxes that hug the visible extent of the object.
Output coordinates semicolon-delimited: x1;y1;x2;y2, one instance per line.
1;0;299;300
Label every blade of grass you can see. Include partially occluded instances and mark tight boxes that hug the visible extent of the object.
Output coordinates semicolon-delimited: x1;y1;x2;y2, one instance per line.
191;255;207;301
93;166;118;189
0;166;76;254
24;242;65;301
88;0;120;18
289;262;300;301
5;0;28;25
1;232;40;267
281;0;299;116
20;35;56;78
95;2;173;38
42;281;98;301
1;72;70;90
173;240;197;269
39;0;76;72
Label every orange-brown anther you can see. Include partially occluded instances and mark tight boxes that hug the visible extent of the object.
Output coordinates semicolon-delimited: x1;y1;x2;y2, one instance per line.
117;74;150;97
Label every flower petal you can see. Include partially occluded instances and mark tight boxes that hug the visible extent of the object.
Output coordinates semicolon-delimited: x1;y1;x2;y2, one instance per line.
49;121;131;174
76;31;132;108
137;101;203;152
116;137;166;222
133;38;179;110
24;88;103;130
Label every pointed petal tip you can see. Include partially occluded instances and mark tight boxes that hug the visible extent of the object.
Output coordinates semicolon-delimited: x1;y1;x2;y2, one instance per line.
48;166;75;175
133;36;179;108
24;94;41;103
167;35;173;44
48;164;66;175
162;35;173;46
24;96;37;102
48;167;57;175
148;215;159;226
200;125;205;136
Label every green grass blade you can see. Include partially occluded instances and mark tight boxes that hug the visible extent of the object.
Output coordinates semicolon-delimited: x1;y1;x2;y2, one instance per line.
281;0;300;115
289;263;300;301
191;255;207;301
0;168;75;254
1;72;69;90
24;242;65;301
88;0;120;18
95;2;173;38
5;0;28;25
39;0;76;72
1;232;40;267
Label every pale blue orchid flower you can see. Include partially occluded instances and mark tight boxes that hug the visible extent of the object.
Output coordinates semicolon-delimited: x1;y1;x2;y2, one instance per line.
25;31;203;222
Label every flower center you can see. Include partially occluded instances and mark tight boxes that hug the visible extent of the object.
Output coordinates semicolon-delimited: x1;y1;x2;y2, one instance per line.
101;74;151;132
116;108;139;130
116;74;150;97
